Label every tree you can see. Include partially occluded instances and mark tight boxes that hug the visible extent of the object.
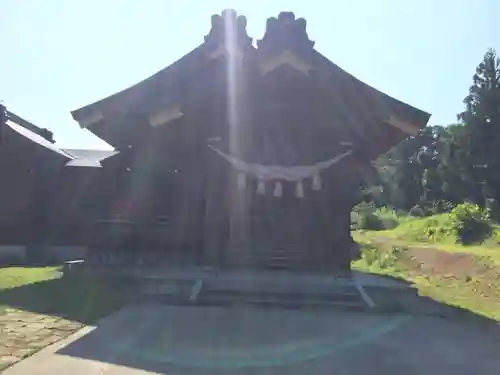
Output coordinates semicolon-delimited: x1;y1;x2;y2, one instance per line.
364;49;500;216
372;125;448;211
458;49;500;216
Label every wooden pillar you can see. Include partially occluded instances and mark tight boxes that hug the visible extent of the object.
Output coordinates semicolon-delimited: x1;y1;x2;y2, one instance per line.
226;182;251;267
202;149;227;268
333;206;353;274
306;177;354;274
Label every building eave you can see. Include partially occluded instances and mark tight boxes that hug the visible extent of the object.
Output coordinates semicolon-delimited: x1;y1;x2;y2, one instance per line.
71;45;207;128
312;50;431;131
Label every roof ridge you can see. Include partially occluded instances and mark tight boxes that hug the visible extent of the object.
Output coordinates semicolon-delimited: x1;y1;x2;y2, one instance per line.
6;110;55;143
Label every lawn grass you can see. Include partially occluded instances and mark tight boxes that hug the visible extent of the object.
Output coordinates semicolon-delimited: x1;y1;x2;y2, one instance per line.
0;266;62;290
413;275;500;321
0;267;130;323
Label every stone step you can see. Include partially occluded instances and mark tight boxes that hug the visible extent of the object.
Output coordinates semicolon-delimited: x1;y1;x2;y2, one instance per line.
205;284;361;297
139;277;362;295
135;272;373;310
196;289;368;310
229;248;306;267
140;279;193;297
232;256;324;271
245;257;295;264
229;253;304;260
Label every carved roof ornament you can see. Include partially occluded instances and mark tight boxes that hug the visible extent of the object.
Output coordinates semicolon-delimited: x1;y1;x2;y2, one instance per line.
256;12;315;75
204;9;252;59
257;12;315;56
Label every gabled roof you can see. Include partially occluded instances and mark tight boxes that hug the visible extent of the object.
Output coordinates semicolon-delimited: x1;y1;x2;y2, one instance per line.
6;110;55;143
71;10;430;155
311;52;430;128
71;46;208;125
4;110;71;160
71;10;253;126
1;106;116;167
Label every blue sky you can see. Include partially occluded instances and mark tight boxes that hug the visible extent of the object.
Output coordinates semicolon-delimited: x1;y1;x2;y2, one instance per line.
1;0;499;150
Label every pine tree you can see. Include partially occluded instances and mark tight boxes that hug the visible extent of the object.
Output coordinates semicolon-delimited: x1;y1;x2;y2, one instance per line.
458;49;500;215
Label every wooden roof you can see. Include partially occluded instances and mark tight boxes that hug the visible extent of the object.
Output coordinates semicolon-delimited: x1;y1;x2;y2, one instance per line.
0;106;116;167
1;108;70;160
63;149;117;167
5;110;55;144
71;10;430;158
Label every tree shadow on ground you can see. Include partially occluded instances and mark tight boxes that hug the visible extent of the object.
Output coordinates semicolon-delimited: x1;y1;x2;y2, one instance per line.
0;273;135;324
55;273;500;375
3;270;500;373
355;269;413;287
1;269;499;324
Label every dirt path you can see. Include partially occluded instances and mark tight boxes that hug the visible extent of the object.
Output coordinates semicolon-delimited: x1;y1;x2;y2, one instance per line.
359;235;497;277
403;247;495;277
360;235;500;313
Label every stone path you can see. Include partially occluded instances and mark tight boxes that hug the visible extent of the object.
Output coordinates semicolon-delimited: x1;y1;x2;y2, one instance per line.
4;305;500;374
0;308;82;370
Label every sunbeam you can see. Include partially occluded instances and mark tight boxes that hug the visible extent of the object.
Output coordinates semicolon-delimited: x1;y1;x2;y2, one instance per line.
223;10;247;256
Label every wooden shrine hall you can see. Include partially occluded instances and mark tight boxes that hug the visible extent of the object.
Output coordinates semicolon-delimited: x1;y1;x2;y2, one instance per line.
0;10;430;272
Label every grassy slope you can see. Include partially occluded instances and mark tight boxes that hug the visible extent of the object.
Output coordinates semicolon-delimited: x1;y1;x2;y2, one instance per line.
355;213;500;266
353;214;500;321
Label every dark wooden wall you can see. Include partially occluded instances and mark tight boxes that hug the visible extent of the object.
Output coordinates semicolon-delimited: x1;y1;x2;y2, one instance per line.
0;128;54;246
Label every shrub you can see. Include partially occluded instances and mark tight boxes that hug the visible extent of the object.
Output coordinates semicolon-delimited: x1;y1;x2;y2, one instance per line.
379;217;399;230
450;203;491;244
359;244;407;269
352;204;402;230
352;202;376;215
375;207;404;229
356;212;385;230
427;200;454;215
484;227;500;246
352;202;378;230
408;205;426;217
483;198;500;222
360;245;379;266
378;246;407;269
387;213;455;243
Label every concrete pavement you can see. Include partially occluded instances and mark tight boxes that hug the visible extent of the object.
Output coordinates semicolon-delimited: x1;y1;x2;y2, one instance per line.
4;305;500;374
